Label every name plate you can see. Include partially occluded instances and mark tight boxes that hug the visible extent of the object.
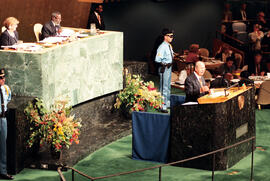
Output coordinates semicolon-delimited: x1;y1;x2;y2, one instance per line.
236;123;248;139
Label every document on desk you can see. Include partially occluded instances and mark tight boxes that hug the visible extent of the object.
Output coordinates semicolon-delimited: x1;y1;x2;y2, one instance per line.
60;28;75;36
208;91;227;98
182;102;198;105
39;37;67;44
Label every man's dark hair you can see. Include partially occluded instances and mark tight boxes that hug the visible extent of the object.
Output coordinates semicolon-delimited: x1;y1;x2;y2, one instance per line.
240;70;250;79
161;28;173;36
92;3;102;11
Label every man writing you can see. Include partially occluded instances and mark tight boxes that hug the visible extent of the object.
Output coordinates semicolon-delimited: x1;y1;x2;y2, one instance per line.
185;61;210;102
155;28;174;112
0;69;12;180
40;11;62;40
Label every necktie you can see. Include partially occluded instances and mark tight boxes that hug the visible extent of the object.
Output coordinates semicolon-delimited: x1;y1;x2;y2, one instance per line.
0;86;4;117
168;44;173;60
242;11;246;20
55;25;60;34
199;77;203;88
97;14;101;25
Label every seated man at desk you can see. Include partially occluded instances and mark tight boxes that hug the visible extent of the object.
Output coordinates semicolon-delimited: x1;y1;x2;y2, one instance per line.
217;56;236;75
185;61;210;102
40;11;62;40
248;51;266;76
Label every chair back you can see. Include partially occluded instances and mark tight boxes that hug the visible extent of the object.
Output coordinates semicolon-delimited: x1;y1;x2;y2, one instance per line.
232;22;246;33
234;53;243;69
257;80;270;105
199;48;209;57
33;23;43;42
203;70;212;79
199;48;210;62
1;26;6;33
241;65;248;71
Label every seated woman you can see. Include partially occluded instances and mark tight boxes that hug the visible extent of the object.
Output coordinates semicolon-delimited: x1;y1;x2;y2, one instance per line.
0;17;19;49
177;64;194;84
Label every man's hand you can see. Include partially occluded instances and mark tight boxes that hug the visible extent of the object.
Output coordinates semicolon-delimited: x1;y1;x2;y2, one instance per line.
200;86;209;93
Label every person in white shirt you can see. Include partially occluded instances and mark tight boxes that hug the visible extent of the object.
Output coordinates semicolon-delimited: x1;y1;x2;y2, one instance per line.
178;64;194;85
249;23;264;51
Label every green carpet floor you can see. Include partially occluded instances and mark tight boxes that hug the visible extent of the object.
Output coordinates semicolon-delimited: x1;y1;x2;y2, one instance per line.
8;109;270;181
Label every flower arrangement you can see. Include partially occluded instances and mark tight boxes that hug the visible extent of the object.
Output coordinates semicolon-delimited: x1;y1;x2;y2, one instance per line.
114;73;164;113
25;98;82;152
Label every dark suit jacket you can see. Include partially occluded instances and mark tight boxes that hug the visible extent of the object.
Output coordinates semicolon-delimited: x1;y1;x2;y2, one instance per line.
0;30;18;48
234;10;248;21
87;11;105;30
185;73;207;102
41;21;59;40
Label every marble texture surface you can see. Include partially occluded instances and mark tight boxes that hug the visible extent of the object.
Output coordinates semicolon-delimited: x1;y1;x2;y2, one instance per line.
0;31;123;107
170;87;256;170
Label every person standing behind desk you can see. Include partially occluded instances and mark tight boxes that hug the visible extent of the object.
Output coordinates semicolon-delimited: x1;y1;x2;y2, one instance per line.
87;4;105;30
0;17;19;49
0;69;12;180
185;61;210;102
40;11;62;40
155;28;174;112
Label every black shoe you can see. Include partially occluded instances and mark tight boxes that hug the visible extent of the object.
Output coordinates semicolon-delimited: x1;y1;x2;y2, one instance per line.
0;174;14;180
159;109;168;113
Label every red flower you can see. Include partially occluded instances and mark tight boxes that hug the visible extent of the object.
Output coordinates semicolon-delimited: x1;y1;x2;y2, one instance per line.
147;85;157;91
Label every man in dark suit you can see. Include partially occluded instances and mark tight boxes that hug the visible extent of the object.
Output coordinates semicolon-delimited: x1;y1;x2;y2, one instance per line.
185;61;210;102
87;4;105;30
234;3;248;21
40;11;62;40
248;51;267;76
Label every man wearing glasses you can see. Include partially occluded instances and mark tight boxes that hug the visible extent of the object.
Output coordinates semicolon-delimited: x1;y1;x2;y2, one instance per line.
40;11;62;40
155;28;174;113
0;69;12;180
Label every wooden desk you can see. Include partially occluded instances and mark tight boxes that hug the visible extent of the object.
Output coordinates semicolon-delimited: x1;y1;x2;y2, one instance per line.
198;87;251;104
204;60;224;70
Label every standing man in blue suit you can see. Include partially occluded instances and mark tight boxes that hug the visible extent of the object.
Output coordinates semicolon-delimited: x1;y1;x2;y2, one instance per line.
155;29;174;112
0;69;12;180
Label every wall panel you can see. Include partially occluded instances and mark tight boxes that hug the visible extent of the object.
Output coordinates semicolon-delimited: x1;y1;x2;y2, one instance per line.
0;0;91;42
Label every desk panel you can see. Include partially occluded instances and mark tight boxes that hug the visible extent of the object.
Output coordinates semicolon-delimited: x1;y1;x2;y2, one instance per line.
0;31;123;107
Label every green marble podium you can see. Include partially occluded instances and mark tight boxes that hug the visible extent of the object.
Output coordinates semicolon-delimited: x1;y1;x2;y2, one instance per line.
2;30;124;174
0;31;123;107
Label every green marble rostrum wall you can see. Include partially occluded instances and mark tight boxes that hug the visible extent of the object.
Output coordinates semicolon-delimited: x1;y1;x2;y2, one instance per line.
0;31;123;108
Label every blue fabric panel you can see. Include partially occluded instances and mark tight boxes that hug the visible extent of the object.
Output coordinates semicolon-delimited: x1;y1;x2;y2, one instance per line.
170;94;186;108
132;111;170;163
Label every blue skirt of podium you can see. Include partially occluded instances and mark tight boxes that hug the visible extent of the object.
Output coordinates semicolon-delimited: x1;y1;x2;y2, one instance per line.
132;95;185;163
